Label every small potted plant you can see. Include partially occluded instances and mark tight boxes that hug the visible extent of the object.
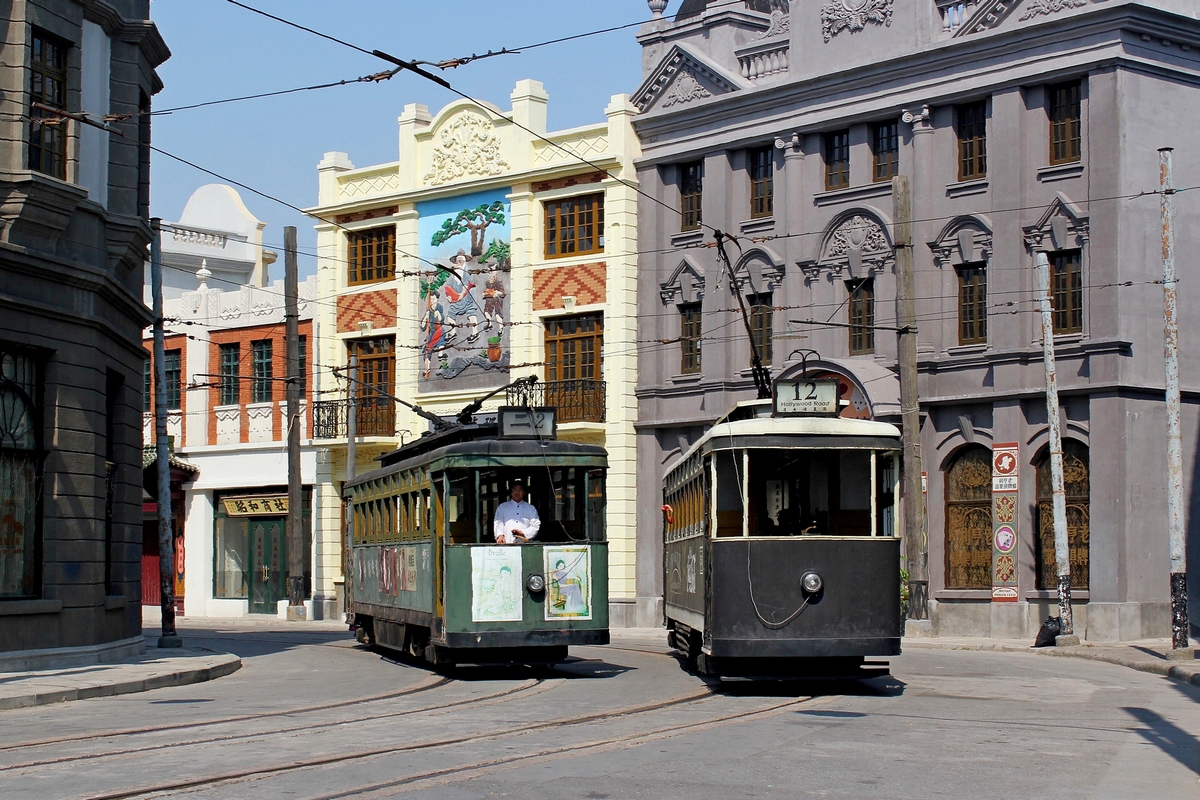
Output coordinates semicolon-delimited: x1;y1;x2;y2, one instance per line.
486;335;503;362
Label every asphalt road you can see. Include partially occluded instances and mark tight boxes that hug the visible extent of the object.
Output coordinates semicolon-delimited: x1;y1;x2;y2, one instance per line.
0;622;1196;799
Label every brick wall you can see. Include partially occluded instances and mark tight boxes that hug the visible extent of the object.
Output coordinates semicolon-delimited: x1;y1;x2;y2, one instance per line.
337;289;397;333
533;261;607;311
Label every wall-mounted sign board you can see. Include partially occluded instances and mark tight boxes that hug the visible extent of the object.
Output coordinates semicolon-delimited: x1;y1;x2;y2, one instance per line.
222;495;288;517
773;379;840;416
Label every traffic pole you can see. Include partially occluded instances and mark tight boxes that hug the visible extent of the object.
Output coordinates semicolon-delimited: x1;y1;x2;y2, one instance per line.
1160;147;1191;656
150;219;180;648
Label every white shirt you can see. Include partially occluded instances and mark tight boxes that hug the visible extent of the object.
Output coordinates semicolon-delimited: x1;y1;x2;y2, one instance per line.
493;499;541;544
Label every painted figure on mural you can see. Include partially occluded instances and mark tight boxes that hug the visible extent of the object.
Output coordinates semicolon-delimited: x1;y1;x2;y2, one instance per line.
442;250;482;344
482;260;506;331
420;288;446;380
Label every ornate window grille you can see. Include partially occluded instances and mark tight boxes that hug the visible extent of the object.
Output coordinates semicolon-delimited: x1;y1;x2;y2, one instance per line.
1036;440;1089;590
945;445;993;589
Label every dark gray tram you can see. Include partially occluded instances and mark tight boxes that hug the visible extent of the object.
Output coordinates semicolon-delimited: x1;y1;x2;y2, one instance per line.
662;397;902;677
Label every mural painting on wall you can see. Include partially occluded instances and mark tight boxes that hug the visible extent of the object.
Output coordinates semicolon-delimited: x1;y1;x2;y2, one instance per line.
417;189;512;390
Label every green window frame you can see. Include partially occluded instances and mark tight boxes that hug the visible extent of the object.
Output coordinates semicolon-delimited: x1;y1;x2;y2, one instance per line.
252;340;273;404
219;343;240;406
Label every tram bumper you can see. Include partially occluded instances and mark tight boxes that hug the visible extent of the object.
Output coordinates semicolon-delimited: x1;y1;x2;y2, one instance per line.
708;537;902;659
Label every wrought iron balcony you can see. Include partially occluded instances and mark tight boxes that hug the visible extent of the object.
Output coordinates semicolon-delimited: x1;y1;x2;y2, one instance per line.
507;379;606;424
312;397;396;439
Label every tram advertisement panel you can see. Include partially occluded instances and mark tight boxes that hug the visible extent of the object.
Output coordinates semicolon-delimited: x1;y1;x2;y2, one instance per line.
354;543;432;607
471;546;523;622
545;546;592;621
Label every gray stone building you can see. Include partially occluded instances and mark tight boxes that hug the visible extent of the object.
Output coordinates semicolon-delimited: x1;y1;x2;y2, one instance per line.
0;1;168;666
630;0;1200;640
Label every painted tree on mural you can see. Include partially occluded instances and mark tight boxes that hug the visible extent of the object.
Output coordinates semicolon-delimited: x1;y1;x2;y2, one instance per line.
482;238;511;269
431;201;506;258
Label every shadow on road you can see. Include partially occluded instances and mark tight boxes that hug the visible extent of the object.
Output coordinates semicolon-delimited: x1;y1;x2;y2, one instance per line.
142;625;353;659
1125;706;1200;776
715;674;906;699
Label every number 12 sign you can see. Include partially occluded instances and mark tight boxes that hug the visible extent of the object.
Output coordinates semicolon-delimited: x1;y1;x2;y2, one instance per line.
773;379;840;416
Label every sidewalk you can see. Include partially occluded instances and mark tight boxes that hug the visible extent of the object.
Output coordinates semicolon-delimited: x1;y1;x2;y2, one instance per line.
903;636;1200;687
0;642;241;711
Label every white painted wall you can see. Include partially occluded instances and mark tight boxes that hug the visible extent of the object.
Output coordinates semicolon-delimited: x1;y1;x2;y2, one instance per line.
78;21;110;207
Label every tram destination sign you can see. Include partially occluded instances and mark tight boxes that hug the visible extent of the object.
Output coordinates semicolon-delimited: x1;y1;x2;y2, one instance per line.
498;406;556;439
773;379;841;417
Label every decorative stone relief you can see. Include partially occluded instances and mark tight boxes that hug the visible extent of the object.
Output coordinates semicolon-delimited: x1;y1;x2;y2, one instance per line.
661;70;712;108
1019;0;1087;22
805;212;893;281
821;0;893;43
929;216;994;267
825;216;890;259
215;406;241;446
732;249;786;294
1023;193;1090;252
660;259;706;305
423;113;509;186
632;48;743;112
759;9;791;38
247;403;274;444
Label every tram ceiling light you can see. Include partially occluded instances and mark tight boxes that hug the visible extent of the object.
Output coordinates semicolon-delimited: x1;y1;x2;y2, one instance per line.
527;573;546;593
801;571;823;595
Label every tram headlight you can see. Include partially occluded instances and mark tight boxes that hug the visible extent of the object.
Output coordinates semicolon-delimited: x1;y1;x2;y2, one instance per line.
527;573;546;593
801;570;823;595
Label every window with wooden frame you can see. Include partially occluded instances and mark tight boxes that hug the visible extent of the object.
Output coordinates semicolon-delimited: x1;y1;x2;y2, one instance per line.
1049;81;1082;165
218;343;240;406
251;340;272;404
748;293;773;366
957;101;988;181
680;161;703;231
956;263;988;345
347;226;396;285
29;31;68;179
544;313;603;382
164;349;182;410
1050;249;1083;334
825;130;851;190
847;279;875;355
0;344;42;598
749;147;774;219
873;121;899;182
679;302;702;374
348;337;395;436
298;335;307;391
544;193;604;258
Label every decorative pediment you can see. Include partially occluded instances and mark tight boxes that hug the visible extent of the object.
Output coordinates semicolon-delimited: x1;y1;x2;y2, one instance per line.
731;246;786;295
802;209;893;281
928;215;994;267
1023;193;1089;251
423;111;509;187
660;257;707;305
632;44;748;113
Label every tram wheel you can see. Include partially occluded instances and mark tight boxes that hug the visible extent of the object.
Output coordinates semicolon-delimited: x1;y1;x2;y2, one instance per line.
354;617;374;646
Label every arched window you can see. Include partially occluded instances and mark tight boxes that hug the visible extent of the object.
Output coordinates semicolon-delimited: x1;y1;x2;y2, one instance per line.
945;445;993;589
1036;441;1089;590
0;347;40;598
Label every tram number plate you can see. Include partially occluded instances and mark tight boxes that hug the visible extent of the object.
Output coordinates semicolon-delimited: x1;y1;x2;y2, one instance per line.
773;379;840;416
498;406;557;439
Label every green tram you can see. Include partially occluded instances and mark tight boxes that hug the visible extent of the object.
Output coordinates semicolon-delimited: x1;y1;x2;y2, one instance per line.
344;409;609;665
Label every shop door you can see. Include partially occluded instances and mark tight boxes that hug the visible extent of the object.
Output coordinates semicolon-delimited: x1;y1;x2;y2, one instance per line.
249;519;287;614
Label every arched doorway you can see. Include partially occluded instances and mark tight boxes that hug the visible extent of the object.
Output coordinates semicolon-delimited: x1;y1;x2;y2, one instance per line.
945;445;992;589
1036;441;1089;590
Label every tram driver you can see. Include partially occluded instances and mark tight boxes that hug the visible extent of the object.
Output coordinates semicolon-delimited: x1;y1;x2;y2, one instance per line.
493;480;541;544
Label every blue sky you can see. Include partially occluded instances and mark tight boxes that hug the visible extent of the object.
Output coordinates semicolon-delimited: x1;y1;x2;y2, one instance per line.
149;0;651;278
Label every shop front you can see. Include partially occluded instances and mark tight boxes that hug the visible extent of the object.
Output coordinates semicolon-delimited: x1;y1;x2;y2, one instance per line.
212;489;311;616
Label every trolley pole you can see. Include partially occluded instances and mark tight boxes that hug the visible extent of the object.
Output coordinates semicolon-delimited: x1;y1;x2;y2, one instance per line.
893;175;927;620
150;219;180;648
1160;147;1191;656
1035;252;1075;640
284;227;306;621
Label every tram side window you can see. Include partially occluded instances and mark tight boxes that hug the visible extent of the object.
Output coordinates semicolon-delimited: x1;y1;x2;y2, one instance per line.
714;451;745;537
447;475;475;543
587;469;606;542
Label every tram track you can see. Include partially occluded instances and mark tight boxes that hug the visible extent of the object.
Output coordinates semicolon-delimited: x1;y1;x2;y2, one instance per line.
0;677;558;773
83;685;727;800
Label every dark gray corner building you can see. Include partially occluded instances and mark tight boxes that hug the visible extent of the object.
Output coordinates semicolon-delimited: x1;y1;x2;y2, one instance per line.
0;1;168;667
630;0;1200;640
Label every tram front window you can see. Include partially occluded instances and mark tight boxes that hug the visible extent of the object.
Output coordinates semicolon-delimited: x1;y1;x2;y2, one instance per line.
715;449;896;537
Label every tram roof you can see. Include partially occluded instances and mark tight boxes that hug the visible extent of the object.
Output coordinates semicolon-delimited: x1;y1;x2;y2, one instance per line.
676;415;902;466
346;433;607;491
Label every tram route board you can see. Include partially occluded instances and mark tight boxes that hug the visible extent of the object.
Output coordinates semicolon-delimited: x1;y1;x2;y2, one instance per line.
773;379;840;416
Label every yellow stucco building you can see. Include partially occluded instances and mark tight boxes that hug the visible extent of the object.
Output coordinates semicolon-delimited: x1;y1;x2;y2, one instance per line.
305;80;643;625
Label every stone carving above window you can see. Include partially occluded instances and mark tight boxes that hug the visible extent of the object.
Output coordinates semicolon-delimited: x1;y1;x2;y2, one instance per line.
821;0;893;43
1019;0;1087;22
802;210;893;281
1023;193;1090;251
731;247;786;295
661;70;712;108
929;215;994;267
423;113;509;187
660;258;706;305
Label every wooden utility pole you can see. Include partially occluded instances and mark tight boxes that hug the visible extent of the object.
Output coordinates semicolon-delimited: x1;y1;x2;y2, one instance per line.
1035;252;1074;640
346;354;358;484
284;227;306;620
1160;147;1191;655
150;219;181;647
893;175;926;620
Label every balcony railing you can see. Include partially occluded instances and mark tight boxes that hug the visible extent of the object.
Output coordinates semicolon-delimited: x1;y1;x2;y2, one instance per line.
312;397;396;439
507;379;606;424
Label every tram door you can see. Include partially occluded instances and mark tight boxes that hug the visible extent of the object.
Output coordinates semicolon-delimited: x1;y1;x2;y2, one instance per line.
249;519;287;614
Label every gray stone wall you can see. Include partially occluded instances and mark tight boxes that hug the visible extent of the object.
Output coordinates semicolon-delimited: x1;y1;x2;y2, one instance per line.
631;0;1200;640
0;0;167;656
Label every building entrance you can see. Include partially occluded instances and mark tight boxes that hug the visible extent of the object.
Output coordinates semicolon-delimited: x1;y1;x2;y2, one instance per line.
249;518;287;614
